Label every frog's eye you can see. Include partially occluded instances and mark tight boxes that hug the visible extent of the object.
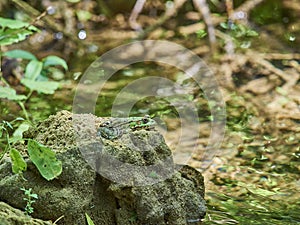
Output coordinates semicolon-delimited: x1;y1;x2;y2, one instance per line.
100;121;111;127
142;116;150;124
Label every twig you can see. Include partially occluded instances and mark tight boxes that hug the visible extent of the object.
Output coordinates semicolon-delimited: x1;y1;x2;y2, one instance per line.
129;0;146;31
258;53;300;60
192;0;216;51
137;0;187;39
215;29;235;57
248;50;299;90
11;0;85;46
53;215;64;224
247;50;291;81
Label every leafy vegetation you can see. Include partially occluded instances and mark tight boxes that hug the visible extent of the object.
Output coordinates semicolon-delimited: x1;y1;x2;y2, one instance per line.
10;148;27;174
3;49;68;94
27;140;62;181
0;0;299;224
20;187;38;215
0;17;38;46
0;16;65;182
220;22;259;49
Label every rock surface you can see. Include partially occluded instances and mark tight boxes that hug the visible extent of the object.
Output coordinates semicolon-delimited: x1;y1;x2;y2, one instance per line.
0;110;206;225
0;201;52;225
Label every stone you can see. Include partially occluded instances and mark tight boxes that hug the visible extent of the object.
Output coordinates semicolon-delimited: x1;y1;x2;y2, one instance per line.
0;110;206;225
0;201;52;225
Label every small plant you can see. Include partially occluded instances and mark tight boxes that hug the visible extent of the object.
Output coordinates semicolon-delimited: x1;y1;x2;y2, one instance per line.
0;120;63;181
0;16;68;118
0;17;38;46
20;187;38;215
0;118;28;161
0;16;66;182
2;49;68;95
220;21;259;49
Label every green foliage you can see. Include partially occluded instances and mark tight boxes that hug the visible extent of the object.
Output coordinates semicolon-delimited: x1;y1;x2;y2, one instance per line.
76;10;92;22
43;55;68;70
220;22;259;38
20;187;38;215
10;148;27;174
3;49;68;95
85;213;95;225
10;122;30;143
237;182;283;197
0;18;68;119
21;79;60;95
0;119;62;181
196;29;207;39
0;50;68;118
0;16;66;182
27;140;62;181
220;22;258;49
0;119;25;160
0;86;27;101
3;49;37;60
0;17;39;46
24;60;43;80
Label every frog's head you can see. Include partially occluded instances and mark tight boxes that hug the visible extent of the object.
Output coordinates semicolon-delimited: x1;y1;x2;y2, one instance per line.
130;115;156;129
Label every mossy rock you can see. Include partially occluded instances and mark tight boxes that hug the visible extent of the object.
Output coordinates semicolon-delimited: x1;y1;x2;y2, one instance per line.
0;110;206;225
0;201;52;225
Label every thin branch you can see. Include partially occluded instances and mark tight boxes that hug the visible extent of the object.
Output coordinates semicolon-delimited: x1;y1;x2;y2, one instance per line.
11;0;86;46
129;0;146;30
193;0;216;51
137;0;187;39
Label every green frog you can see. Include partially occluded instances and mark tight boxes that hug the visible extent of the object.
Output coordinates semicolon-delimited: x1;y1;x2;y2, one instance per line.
97;115;156;140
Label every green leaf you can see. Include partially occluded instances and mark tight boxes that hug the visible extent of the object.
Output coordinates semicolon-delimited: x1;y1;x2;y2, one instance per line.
31;193;38;199
0;86;27;101
10;122;30;143
25;60;43;80
10;148;27;174
21;78;60;94
43;56;68;70
3;121;13;130
0;29;34;46
46;67;65;80
246;30;259;37
76;10;92;22
196;29;207;39
4;49;37;60
85;213;95;225
27;140;62;181
0;17;38;46
220;22;228;29
0;17;36;30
